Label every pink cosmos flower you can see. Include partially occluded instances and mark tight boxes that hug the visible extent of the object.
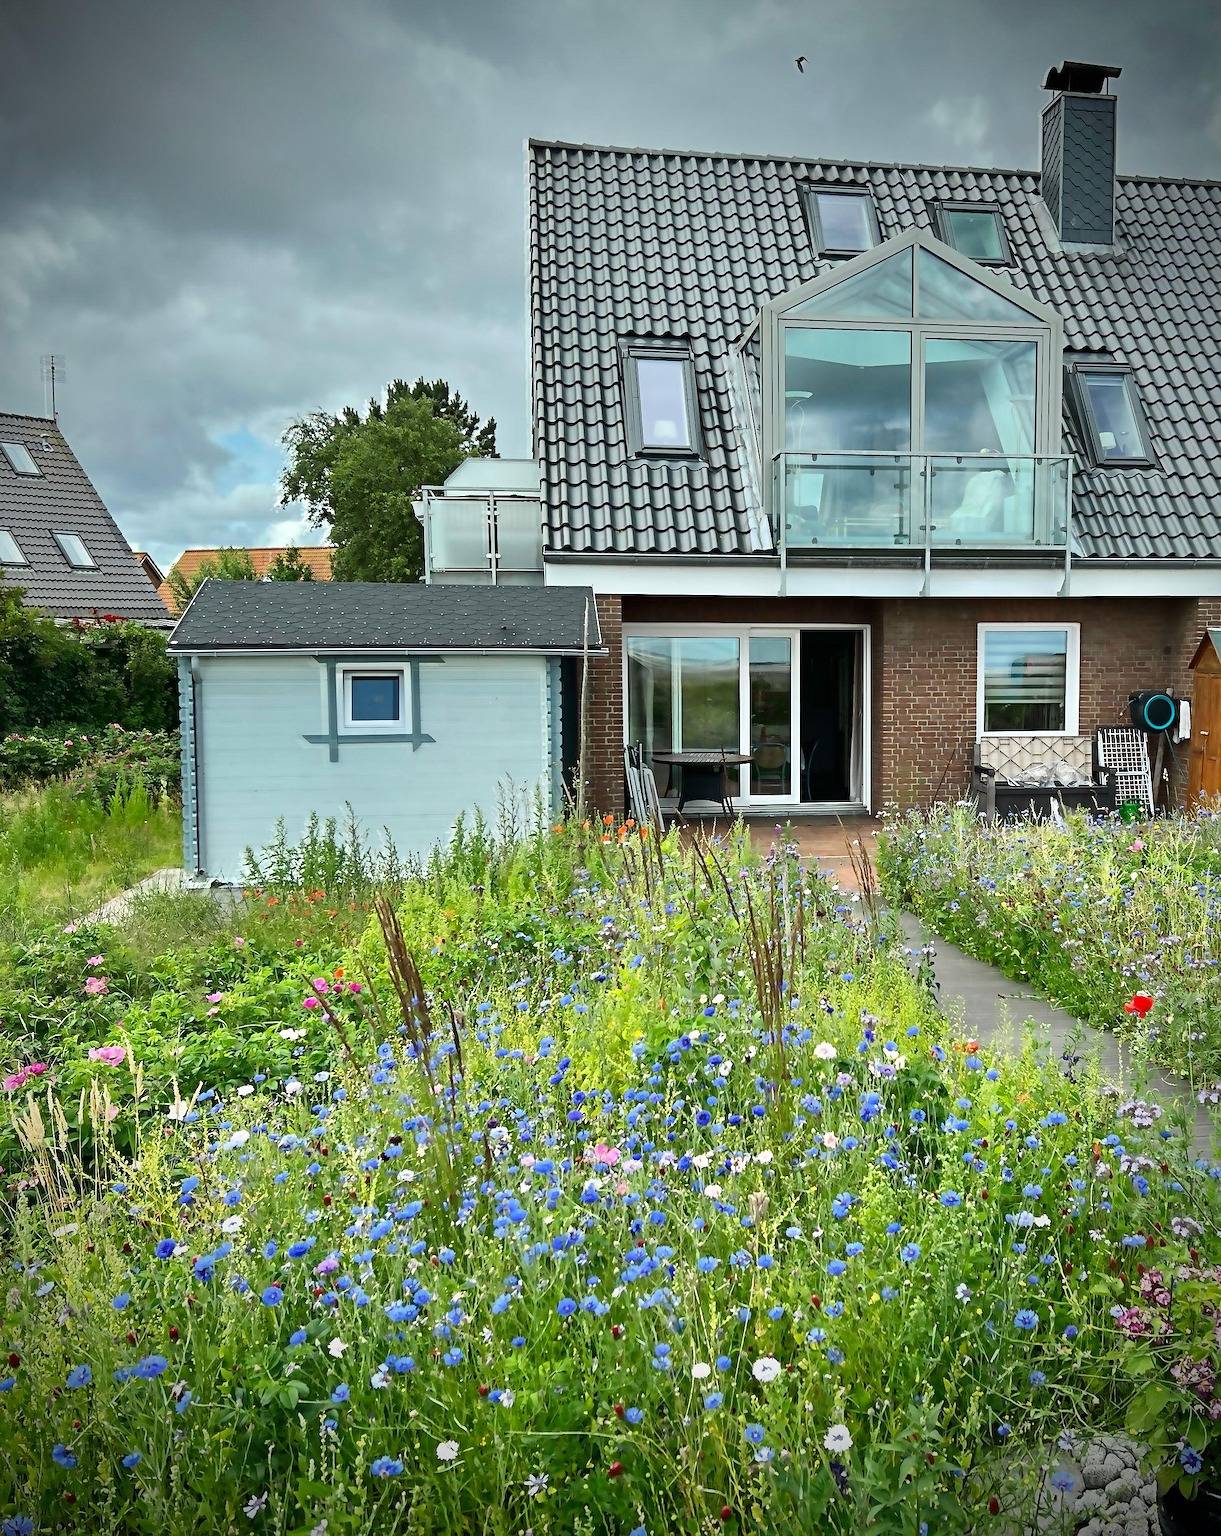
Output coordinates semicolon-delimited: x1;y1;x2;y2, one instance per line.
1128;838;1145;853
86;955;104;968
205;992;223;1004
84;975;108;997
590;1143;622;1167
88;1046;126;1067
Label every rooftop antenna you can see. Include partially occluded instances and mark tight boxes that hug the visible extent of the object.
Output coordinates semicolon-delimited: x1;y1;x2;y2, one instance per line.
40;354;65;421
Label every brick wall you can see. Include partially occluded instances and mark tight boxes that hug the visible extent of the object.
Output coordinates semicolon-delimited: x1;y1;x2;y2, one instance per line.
877;596;1201;807
576;594;624;815
577;590;1218;814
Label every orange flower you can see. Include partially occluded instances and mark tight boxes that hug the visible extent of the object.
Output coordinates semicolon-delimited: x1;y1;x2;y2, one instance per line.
334;966;345;980
603;813;614;825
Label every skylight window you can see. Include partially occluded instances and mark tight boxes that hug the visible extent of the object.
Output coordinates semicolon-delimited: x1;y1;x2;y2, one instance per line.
53;531;96;569
622;342;701;457
1;441;40;476
0;529;27;565
802;186;880;258
1071;363;1155;467
934;202;1010;265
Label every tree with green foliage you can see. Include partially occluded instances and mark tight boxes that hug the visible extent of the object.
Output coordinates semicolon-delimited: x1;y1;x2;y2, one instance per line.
167;547;257;614
280;377;497;583
265;545;316;582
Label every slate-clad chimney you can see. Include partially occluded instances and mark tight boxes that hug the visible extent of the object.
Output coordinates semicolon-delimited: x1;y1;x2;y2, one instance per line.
1041;61;1121;247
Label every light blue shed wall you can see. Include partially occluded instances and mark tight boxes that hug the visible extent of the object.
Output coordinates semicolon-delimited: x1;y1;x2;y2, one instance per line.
194;654;552;881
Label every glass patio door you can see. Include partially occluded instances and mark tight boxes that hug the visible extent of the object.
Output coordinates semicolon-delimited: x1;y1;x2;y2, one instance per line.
626;635;741;794
746;632;798;801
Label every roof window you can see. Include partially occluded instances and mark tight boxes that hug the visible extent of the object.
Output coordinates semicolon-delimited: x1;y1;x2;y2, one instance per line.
622;341;702;458
0;529;27;565
802;186;880;258
1;441;40;476
934;201;1010;265
1070;363;1155;467
53;531;97;569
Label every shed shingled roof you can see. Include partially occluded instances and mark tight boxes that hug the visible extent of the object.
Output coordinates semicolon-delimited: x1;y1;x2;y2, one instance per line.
0;413;171;622
167;580;604;654
528;140;1221;560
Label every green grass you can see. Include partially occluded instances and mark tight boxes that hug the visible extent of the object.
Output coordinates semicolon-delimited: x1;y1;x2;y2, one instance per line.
0;779;181;938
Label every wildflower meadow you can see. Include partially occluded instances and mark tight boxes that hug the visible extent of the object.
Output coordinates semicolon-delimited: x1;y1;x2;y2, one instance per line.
0;816;1217;1534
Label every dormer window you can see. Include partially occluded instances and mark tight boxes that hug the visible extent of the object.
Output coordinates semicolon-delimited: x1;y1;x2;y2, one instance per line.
802;186;879;258
1;441;40;476
53;531;96;568
1070;362;1154;467
934;202;1010;266
622;342;701;458
0;529;27;565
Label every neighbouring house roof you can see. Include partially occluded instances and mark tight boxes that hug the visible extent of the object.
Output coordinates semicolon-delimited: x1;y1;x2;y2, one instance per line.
168;580;605;654
528;140;1221;560
169;545;336;584
133;551;166;587
0;412;173;623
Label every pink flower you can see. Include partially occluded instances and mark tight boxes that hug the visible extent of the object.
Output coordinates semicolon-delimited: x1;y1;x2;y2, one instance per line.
62;922;79;935
86;955;104;968
84;975;109;997
1128;838;1145;853
26;1062;48;1077
347;982;362;994
590;1143;621;1167
3;1070;29;1092
233;937;246;949
311;978;330;994
302;996;321;1010
88;1046;126;1067
205;992;223;1004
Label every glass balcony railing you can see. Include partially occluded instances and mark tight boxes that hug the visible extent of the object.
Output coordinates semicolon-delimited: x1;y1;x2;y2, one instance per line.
420;491;544;584
772;452;1072;555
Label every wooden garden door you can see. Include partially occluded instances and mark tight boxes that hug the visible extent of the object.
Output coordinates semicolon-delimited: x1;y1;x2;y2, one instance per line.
1188;647;1221;806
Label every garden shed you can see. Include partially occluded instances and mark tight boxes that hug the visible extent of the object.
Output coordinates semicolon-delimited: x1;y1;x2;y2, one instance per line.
167;580;601;882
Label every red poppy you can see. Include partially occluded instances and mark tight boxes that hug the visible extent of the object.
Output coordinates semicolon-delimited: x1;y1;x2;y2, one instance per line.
1124;993;1155;1017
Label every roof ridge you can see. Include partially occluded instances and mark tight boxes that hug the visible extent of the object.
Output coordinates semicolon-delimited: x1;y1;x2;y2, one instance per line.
0;411;57;425
526;137;1221;189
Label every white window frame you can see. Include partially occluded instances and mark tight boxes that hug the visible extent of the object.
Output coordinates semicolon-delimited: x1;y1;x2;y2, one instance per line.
622;621;872;810
337;663;411;736
976;621;1080;738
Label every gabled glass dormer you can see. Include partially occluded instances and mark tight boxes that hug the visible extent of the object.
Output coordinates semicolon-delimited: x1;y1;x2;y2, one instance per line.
743;230;1071;556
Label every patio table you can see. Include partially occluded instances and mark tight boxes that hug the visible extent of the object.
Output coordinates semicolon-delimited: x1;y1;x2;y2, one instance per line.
650;749;754;815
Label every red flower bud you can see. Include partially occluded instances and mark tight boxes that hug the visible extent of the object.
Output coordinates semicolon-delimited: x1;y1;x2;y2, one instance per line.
988;1496;1000;1515
613;1403;625;1418
608;1461;624;1479
720;1507;734;1522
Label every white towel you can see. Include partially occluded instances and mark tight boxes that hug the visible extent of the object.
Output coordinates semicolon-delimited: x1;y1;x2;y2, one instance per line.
1175;698;1192;744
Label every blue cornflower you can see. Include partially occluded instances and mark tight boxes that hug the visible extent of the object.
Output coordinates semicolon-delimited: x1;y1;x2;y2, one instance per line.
745;1423;766;1445
1014;1310;1039;1332
556;1298;577;1318
1049;1467;1076;1493
289;1329;308;1347
52;1443;77;1469
121;1452;142;1470
939;1191;963;1208
133;1355;169;1380
370;1457;404;1478
330;1384;350;1403
1029;1370;1046;1386
900;1243;920;1263
2;1518;34;1536
625;1406;644;1425
154;1238;177;1260
704;1391;723;1410
1180;1445;1203;1476
66;1365;92;1389
696;1256;719;1273
260;1285;283;1307
827;1259;847;1278
111;1293;131;1311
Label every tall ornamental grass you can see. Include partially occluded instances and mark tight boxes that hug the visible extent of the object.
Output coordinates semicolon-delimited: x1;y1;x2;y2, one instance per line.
0;821;1217;1534
879;804;1221;1091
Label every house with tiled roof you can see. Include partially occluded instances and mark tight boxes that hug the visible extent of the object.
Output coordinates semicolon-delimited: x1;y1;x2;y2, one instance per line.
0;412;171;626
410;60;1221;814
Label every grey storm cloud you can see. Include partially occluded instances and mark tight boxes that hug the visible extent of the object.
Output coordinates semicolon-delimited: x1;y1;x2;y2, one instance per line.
1;0;1218;568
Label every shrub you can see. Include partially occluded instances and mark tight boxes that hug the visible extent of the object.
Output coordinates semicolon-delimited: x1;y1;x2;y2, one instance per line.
0;725;180;796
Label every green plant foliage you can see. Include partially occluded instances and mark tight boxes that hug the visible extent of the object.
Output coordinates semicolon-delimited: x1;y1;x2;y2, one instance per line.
166;547;257;614
0;818;1215;1531
0;588;176;734
0;725;180;796
877;803;1221;1086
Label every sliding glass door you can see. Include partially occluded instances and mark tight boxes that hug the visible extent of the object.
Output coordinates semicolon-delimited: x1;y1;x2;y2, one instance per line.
626;635;741;766
747;633;797;799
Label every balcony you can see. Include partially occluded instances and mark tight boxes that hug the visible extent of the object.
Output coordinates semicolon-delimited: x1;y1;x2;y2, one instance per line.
771;451;1071;556
416;459;544;584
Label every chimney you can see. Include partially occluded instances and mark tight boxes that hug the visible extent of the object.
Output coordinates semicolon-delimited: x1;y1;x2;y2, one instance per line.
1040;61;1121;247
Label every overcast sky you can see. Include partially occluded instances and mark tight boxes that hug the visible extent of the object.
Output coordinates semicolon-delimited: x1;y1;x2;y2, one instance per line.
1;0;1218;570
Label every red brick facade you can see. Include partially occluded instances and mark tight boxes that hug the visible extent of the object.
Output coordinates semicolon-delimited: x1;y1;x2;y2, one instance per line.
576;592;1221;814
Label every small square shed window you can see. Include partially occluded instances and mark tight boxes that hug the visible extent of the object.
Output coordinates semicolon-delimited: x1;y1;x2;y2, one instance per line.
340;667;409;734
934;202;1010;265
623;344;701;457
1073;365;1154;467
802;187;879;257
0;529;27;565
1;441;40;476
53;531;96;568
977;624;1079;736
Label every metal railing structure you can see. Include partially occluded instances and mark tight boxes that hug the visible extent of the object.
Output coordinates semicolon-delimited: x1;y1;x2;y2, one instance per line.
419;487;545;584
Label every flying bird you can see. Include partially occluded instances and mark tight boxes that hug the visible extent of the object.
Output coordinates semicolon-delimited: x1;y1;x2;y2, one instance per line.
795;55;807;72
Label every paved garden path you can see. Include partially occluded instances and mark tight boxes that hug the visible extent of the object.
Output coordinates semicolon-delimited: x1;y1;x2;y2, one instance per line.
899;912;1216;1156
